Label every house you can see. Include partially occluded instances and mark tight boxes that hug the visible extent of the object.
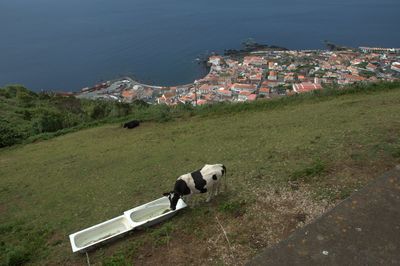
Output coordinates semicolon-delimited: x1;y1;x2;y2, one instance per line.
225;59;239;68
342;74;366;83
179;95;195;104
259;87;270;97
366;63;377;72
247;94;257;101
217;89;232;98
284;73;295;82
351;58;364;65
268;61;277;69
347;66;359;75
230;83;257;93
121;89;137;102
196;99;208;106
243;56;267;66
198;84;216;94
287;64;297;71
297;75;306;81
208;55;223;66
261;80;279;88
249;73;263;84
268;71;277;81
391;62;400;72
157;92;177;105
238;91;252;102
142;88;154;100
292;82;322;93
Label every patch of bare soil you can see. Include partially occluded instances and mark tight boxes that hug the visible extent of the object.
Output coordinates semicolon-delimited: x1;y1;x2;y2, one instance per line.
132;186;331;266
0;202;7;215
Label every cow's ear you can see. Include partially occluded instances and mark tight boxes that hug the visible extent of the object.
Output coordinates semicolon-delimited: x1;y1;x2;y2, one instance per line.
163;192;170;197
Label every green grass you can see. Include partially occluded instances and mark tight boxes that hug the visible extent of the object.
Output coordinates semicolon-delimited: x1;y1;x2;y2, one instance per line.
1;85;400;265
289;160;327;183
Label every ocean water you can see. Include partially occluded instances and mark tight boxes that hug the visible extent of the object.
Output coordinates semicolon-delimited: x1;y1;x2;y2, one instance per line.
1;0;399;91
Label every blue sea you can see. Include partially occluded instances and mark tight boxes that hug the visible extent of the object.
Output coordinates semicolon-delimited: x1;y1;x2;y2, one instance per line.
1;0;399;91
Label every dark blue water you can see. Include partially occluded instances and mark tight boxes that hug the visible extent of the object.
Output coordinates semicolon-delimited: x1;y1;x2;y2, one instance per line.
1;0;399;91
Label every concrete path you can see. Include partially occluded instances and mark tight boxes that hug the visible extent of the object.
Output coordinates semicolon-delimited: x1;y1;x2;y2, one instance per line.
247;166;400;265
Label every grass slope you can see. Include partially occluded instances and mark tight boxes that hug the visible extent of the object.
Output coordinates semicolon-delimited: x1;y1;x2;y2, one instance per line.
1;87;400;265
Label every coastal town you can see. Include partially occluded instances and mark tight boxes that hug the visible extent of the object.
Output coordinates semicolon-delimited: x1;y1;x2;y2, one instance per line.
76;46;400;106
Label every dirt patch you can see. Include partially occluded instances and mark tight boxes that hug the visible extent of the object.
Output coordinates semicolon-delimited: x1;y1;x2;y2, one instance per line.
130;186;331;266
46;231;65;247
0;202;7;215
133;232;214;266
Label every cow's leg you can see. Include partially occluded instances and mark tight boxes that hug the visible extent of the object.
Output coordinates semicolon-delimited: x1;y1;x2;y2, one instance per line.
192;195;198;206
183;194;191;206
223;178;228;192
206;185;215;202
215;181;221;196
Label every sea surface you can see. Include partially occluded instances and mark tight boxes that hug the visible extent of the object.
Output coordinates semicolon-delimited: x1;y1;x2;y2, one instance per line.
1;0;399;91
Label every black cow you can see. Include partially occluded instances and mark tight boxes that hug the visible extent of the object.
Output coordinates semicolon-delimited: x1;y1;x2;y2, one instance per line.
123;120;140;129
163;164;226;210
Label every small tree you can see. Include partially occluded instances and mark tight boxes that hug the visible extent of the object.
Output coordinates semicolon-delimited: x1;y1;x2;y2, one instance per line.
32;110;64;133
0;120;23;147
16;90;36;107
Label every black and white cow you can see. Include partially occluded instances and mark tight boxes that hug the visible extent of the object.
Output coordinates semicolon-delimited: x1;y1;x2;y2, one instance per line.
123;120;140;129
163;164;226;210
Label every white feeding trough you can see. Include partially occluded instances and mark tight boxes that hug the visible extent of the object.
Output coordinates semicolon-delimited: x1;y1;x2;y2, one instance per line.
69;197;187;253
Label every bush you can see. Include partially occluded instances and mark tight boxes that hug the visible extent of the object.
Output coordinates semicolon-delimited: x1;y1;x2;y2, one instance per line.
153;104;172;122
0;120;24;148
109;102;131;117
32;110;64;133
16;90;36;107
3;245;32;266
89;101;110;120
52;95;82;114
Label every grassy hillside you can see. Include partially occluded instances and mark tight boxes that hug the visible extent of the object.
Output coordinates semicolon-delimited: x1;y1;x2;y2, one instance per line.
1;85;400;265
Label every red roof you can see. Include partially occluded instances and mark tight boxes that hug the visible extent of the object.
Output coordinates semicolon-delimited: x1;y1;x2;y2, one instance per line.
196;99;207;105
343;74;366;81
218;89;232;96
247;94;257;101
239;91;252;96
199;84;214;91
293;83;322;93
122;90;135;98
231;83;256;89
269;71;277;76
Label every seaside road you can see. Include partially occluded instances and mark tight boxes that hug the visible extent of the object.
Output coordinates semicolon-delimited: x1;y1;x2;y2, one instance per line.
247;166;400;266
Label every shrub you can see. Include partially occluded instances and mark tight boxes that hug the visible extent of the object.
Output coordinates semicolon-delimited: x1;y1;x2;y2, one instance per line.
32;110;64;133
3;245;32;266
0;120;24;148
16;90;36;107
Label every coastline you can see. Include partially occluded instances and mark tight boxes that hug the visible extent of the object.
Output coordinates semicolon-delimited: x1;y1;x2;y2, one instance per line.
75;45;400;105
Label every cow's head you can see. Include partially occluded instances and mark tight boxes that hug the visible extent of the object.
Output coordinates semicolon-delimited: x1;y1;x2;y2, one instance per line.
163;191;180;210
